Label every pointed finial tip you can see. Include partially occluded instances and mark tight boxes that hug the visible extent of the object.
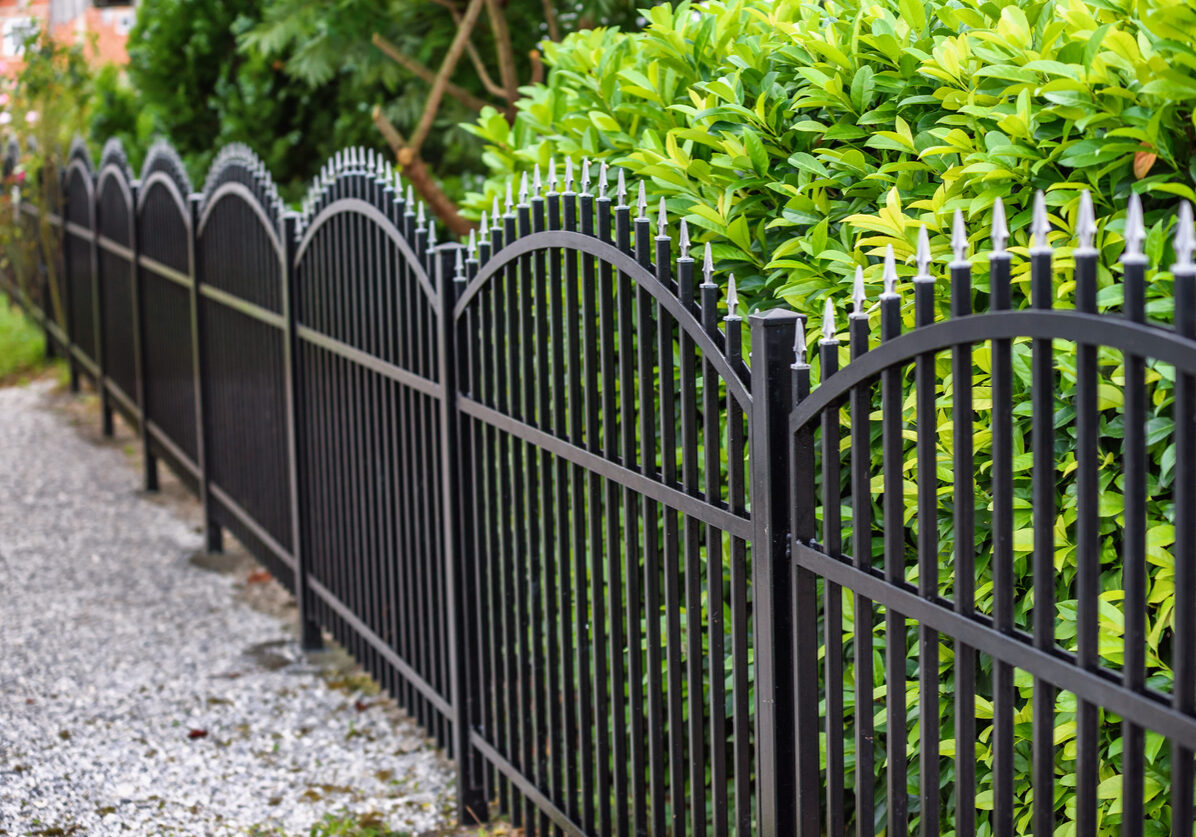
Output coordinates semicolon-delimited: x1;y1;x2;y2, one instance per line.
636;180;648;218
882;245;898;296
519;171;529;203
1077;190;1097;250
852;265;866;315
916;225;932;275
1032;190;1051;250
1124;192;1145;259
702;241;714;283
679;218;690;255
657;196;668;235
616;168;626;202
991;196;1009;252
726;273;739;318
794;326;807;365
951;210;968;263
1176;200;1195;268
822;296;837;341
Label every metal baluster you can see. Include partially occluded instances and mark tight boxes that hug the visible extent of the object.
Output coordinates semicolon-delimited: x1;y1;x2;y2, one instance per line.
1073;191;1100;837
1030;191;1057;837
701;243;730;837
915;225;940;837
879;247;907;834
989;198;1015;837
848;265;875;837
1172;201;1196;837
819;297;846;837
1121;193;1148;836
949;213;977;837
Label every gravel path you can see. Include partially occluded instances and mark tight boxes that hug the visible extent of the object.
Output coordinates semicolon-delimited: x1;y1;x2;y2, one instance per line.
0;381;453;836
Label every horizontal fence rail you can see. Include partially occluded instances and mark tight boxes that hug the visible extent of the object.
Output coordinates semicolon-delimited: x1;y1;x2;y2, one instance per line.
3;134;1196;837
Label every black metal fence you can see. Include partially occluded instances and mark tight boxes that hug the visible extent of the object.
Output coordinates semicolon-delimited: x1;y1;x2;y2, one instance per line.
5;134;1196;837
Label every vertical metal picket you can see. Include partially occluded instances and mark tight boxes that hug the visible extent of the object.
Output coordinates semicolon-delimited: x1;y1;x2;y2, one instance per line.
189;193;222;554
749;307;800;837
437;241;488;825
282;210;321;649
92;168;114;438
130;179;158;492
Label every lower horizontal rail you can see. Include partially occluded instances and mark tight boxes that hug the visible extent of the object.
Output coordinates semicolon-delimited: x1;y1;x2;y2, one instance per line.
104;377;139;421
208;482;295;571
793;541;1196;748
145;419;200;480
69;345;99;378
469;731;587;837
307;577;451;719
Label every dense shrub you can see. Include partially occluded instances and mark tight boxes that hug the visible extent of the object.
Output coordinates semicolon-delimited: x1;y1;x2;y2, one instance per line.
466;1;1196;833
90;0;384;200
466;0;1196;308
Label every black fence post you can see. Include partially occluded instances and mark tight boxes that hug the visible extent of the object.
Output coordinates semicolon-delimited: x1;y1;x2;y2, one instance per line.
189;193;222;553
92;168;113;437
437;241;487;825
749;307;801;837
281;210;320;649
129;180;158;491
59;168;79;393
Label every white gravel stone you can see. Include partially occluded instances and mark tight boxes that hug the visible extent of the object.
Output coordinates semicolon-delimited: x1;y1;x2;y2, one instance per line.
0;382;453;835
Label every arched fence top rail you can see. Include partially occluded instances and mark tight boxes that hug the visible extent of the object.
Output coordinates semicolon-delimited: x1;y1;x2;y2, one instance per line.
98;137;134;187
137;141;193;218
454;228;753;411
200;142;285;233
788;309;1196;434
196;180;285;265
294;196;438;311
67;136;94;175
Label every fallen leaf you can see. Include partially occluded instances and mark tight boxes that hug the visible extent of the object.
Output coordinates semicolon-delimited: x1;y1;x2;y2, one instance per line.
355;700;370;712
188;729;208;740
246;570;271;584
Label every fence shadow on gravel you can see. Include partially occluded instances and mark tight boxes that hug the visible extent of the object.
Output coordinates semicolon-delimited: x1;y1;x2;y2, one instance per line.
5;134;1196;837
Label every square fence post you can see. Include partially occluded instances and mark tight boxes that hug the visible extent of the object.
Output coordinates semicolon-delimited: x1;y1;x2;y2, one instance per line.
436;242;488;825
189;193;222;554
58;168;79;393
749;308;801;837
92;168;114;438
281;210;320;650
130;179;159;492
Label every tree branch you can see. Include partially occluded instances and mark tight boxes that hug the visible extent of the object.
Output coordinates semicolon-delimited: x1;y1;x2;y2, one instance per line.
371;32;492;113
372;106;474;238
409;0;488;153
529;49;544;85
427;0;507;98
484;0;520;117
541;0;561;42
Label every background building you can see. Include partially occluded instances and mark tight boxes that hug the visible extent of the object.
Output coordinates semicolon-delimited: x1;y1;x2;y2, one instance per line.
0;0;134;69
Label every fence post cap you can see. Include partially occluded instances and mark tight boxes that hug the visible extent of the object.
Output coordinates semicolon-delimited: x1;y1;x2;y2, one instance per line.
748;307;801;324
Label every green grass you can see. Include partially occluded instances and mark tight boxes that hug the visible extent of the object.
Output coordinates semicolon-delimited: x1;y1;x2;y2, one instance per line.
0;291;44;383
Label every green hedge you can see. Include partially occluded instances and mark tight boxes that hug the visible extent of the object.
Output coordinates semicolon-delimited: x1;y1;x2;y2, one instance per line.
465;0;1196;310
464;1;1196;833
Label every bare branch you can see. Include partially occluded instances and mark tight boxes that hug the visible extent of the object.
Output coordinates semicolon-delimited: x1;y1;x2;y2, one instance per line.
427;0;506;98
484;0;520;116
372;106;474;237
409;0;488;153
529;49;544;85
541;0;561;42
371;32;492;113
